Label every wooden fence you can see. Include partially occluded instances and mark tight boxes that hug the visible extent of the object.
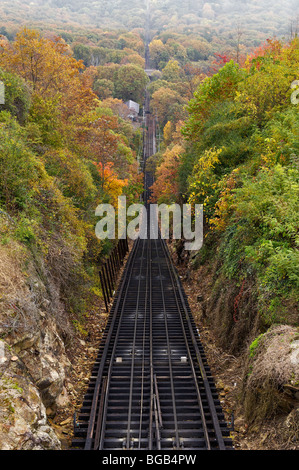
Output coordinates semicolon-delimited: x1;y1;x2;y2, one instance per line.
99;238;129;312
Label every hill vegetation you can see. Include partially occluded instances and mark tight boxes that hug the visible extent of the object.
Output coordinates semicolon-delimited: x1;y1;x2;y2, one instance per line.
0;27;143;337
0;0;298;449
0;0;297;38
152;37;299;340
150;36;299;433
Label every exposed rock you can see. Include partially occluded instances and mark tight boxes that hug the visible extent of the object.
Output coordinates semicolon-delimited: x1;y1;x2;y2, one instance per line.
15;325;71;409
283;407;299;443
242;325;299;425
0;244;73;449
0;341;61;450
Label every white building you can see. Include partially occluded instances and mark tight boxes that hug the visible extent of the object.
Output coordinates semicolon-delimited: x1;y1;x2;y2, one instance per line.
125;100;140;120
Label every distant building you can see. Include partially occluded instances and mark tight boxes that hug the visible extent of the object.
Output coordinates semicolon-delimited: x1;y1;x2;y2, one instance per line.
125;100;140;120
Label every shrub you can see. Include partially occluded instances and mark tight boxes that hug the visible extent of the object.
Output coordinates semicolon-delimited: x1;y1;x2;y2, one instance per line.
219;164;299;324
0;68;31;124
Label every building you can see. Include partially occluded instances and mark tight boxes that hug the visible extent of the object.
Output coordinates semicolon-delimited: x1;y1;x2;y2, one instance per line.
125;100;140;121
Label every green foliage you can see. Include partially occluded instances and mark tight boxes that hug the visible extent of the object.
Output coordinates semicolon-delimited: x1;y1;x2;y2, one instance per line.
113;64;149;103
0;68;31;124
0;26;144;325
41;148;97;208
252;107;299;167
234;166;299;246
0;112;40;212
161;60;182;82
93;78;114;99
200;100;255;167
14;215;37;245
188;147;223;218
219;165;299;324
73;43;92;66
249;334;264;359
28;95;63;147
236;42;299;124
178;38;299;329
183;61;246;140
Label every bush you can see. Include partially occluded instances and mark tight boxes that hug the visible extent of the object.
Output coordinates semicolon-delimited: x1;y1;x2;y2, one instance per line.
219;164;299;324
0;68;31;124
0;112;40;212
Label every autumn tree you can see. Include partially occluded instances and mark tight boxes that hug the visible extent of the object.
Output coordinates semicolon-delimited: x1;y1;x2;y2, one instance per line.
163;121;173;147
0;67;31;124
94;161;128;206
93;78;114;99
149;39;170;69
161;60;182;82
151;86;187;127
181;64;206;100
113;64;149;103
150;144;183;204
117;32;145;55
119;47;145;68
0;28;97;121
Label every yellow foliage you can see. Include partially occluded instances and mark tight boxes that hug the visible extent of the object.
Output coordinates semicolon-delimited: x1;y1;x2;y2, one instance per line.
188;147;223;204
94;162;128;206
151;144;183;204
0;27;97;120
163;121;173;146
209;169;239;232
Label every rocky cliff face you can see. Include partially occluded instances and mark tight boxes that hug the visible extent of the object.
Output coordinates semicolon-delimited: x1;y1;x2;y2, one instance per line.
0;340;62;450
0;242;73;450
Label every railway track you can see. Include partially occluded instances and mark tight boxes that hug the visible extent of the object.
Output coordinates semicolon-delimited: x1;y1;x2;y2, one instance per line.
71;98;233;451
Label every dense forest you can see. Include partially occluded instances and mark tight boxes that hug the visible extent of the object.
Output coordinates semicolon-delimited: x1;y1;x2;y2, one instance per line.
0;27;146;322
0;0;298;37
1;0;298;54
0;26;146;449
0;0;298;451
151;37;298;340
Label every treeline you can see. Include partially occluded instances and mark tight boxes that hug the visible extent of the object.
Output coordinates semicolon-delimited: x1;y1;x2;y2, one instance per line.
0;28;143;334
0;25;248;87
151;37;299;354
0;0;297;40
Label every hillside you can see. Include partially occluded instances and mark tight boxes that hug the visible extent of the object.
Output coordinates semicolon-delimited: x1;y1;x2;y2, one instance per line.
0;0;298;40
0;0;298;452
150;35;299;447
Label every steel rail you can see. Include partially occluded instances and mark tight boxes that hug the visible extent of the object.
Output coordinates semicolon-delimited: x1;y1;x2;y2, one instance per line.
72;96;232;452
153;236;180;449
125;237;147;450
157;233;211;449
138;235;150;448
97;237;144;450
148;219;154;450
84;236;141;450
160;236;227;450
148;209;164;450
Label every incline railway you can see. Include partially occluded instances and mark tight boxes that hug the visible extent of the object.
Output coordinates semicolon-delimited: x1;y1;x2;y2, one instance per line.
71;86;233;451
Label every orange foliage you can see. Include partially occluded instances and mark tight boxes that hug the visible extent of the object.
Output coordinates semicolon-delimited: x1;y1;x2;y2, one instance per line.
94;161;128;206
78;113;119;164
0;27;97;119
150;144;183;204
245;38;285;70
